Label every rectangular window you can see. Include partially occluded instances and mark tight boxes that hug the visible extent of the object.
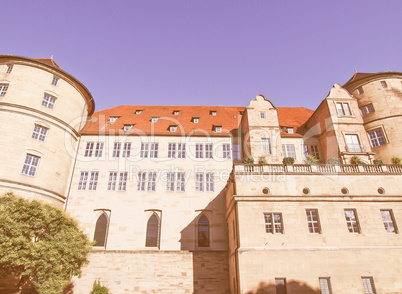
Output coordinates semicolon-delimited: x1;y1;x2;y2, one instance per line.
195;173;204;192
177;172;185;192
206;172;214;192
345;134;362;152
215;126;222;133
22;154;40;176
196;144;204;159
262;138;271;154
344;209;361;233
118;172;128;191
357;87;364;94
173;110;179;115
210;111;217;116
168;143;176;158
78;171;89;190
260;111;266;119
310;145;320;160
360;103;375;116
381;81;387;88
166;172;175;192
51;76;59;86
107;172;117;190
232;144;241;160
122;142;131;158
178;143;186;158
282;144;296;159
193;117;199;123
42;94;57;109
123;125;132;131
109;116;118;122
287;127;294;134
150;143;158;158
275;278;287;294
205;144;213;159
151;117;159;123
264;213;283;234
0;84;9;96
147;172;156;191
362;277;377;294
336;102;351;116
381;209;398;234
32;125;48;142
112;142;121;158
85;142;94;157
169;125;177;132
94;142;104;157
6;65;13;73
319;277;333;294
223;143;231;159
137;172;146;191
306;209;321;234
88;171;99;191
140;143;149;158
368;129;386;147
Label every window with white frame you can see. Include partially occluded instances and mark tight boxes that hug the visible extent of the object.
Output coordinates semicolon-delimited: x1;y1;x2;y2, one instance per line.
123;125;133;131
21;154;40;176
210;110;217;116
150;143;159;158
173;110;180;115
192;117;199;123
287;127;294;134
368;129;386;147
345;134;362;152
85;142;94;157
206;173;214;192
41;94;57;109
109;116;119;122
302;145;309;159
205;143;213;159
357;87;364;94
94;142;104;157
196;144;204;159
118;172;128;191
168;143;176;158
362;277;376;294
282;144;296;159
310;145;320;160
306;209;321;234
232;144;241;160
169;125;177;132
344;209;361;233
151;117;159;123
260;111;266;119
31;125;48;142
135;110;143;114
178;143;186;158
195;173;204;192
336;102;351;116
177;172;185;192
137;171;156;191
264;213;283;234
140;143;149;158
166;172;175;192
223;143;231;159
215;126;222;133
88;172;99;190
147;172;156;191
0;84;9;96
137;172;147;191
112;142;121;157
122;142;131;158
6;65;13;73
319;277;333;294
381;209;398;234
360;103;375;116
51;76;59;86
262;138;270;154
381;81;387;88
78;171;89;190
107;172;117;190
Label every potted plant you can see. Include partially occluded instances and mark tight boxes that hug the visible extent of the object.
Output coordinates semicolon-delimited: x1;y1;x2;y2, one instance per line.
391;156;401;165
243;156;254;164
373;159;383;165
305;155;318;164
282;157;295;165
258;156;267;164
327;157;339;165
350;156;363;165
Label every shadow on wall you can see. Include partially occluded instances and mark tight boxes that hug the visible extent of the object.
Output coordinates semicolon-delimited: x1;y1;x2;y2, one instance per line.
246;280;320;294
180;189;230;294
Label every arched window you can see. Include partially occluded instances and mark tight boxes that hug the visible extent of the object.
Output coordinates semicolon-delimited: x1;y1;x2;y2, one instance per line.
146;213;160;247
93;213;108;246
198;215;210;247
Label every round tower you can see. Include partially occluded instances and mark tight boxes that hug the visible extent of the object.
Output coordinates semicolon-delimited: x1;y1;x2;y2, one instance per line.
0;55;94;207
343;72;402;163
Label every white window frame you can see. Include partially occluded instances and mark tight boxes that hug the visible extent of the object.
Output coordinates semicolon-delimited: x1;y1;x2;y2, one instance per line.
210;111;217;116
151;117;159;123
336;102;352;116
109;116;119;122
147;172;156;191
166;172;175;192
140;143;149;158
206;172;214;192
112;142;121;158
262;138;271;154
196;144;204;159
380;81;387;88
137;172;147;191
51;76;59;86
94;142;104;157
0;84;9;96
78;171;89;190
168;143;176;158
176;172;185;192
205;143;213;159
122;142;131;158
173;110;180;115
193;117;199;123
88;171;99;191
282;144;296;159
21;154;40;176
264;213;283;234
135;110;143;114
85;142;94;157
360;103;375;116
319;277;333;294
260;111;266;119
107;172;117;190
345;134;362;153
32;125;48;142
344;209;361;233
381;209;398;234
118;172;128;191
169;125;177;132
215;126;222;133
223;143;231;159
178;143;186;158
6;65;13;73
123;125;133;131
150;143;159;158
368;128;386;148
362;277;376;294
41;94;57;109
306;209;321;234
195;173;204;192
232;144;241;160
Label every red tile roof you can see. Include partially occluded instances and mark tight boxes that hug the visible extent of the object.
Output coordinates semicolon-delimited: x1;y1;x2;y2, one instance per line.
81;105;244;136
34;58;60;68
277;107;314;137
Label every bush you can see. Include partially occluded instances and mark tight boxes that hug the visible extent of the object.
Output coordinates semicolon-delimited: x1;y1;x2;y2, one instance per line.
305;155;318;164
91;280;109;294
258;156;267;164
373;159;383;165
283;157;295;165
243;156;254;164
350;156;363;165
327;157;339;165
391;156;401;165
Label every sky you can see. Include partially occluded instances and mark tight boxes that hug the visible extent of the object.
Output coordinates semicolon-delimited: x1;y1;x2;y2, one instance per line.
3;0;402;112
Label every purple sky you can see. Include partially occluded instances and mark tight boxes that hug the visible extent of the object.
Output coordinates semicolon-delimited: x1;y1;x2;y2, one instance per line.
3;1;402;112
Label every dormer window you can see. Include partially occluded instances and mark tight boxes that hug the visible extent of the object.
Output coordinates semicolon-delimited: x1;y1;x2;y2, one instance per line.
51;76;59;86
192;117;199;123
109;116;119;123
123;125;133;131
151;117;159;123
135;110;143;114
381;81;387;88
6;65;13;73
173;110;180;115
169;125;177;132
215;126;222;133
260;112;266;119
287;127;294;134
210;111;217;116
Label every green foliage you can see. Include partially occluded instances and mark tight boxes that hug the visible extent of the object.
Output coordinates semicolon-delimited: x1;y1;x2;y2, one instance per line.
243;156;254;164
391;156;401;165
258;156;267;164
282;157;295;165
305;155;318;164
373;159;383;165
0;193;92;294
350;156;363;165
327;157;339;165
91;280;109;294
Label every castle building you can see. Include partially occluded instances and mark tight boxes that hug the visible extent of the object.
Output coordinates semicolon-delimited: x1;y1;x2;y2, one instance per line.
0;55;401;294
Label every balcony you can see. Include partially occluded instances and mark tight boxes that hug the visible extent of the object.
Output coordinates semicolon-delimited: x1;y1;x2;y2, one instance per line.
234;164;402;174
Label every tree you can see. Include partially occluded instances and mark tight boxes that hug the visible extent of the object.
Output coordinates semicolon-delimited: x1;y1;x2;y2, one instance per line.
0;193;92;294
